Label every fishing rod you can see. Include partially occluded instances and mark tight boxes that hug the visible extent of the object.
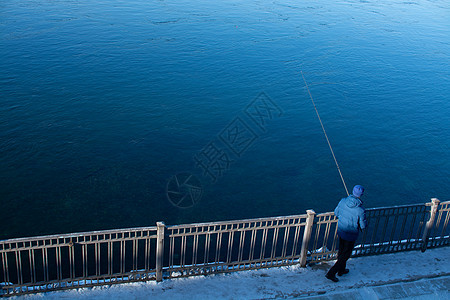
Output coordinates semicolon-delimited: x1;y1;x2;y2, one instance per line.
301;71;350;196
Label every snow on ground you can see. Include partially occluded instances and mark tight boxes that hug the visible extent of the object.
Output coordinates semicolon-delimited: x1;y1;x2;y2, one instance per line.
15;247;450;299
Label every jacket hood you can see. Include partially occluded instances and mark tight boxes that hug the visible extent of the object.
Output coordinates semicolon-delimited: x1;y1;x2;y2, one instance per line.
345;195;362;208
352;185;364;198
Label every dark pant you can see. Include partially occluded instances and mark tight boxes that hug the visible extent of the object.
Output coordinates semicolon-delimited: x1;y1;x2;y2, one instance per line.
327;237;355;276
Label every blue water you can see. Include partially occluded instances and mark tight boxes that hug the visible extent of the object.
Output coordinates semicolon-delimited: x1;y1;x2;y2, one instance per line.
1;0;449;239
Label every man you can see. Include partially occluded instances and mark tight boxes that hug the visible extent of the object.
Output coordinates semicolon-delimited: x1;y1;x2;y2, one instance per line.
326;185;367;282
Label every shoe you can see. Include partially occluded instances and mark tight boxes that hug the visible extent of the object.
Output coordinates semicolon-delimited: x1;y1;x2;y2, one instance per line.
325;273;339;282
338;269;349;276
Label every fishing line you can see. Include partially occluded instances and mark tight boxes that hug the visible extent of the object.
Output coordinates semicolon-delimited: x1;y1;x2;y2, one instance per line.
301;71;349;196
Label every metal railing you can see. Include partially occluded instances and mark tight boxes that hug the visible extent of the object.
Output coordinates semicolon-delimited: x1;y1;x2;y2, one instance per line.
164;213;308;279
1;198;448;297
0;227;159;296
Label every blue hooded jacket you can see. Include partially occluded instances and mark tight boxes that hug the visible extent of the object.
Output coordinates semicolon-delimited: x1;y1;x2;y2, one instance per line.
334;195;367;241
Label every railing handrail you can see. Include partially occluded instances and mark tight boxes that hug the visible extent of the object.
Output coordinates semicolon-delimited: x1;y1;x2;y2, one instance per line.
167;213;308;230
365;202;427;210
0;226;158;245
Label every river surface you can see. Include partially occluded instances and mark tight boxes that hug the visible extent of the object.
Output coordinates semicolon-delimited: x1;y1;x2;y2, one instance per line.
1;0;449;239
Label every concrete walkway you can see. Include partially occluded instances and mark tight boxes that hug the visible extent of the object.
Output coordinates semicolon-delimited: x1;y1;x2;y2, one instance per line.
306;274;450;299
17;246;450;299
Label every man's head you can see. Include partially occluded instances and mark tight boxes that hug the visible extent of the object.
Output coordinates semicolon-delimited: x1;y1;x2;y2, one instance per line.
352;185;364;198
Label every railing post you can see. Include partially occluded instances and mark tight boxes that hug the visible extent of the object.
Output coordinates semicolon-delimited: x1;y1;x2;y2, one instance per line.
156;221;165;282
421;198;440;252
300;210;316;267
